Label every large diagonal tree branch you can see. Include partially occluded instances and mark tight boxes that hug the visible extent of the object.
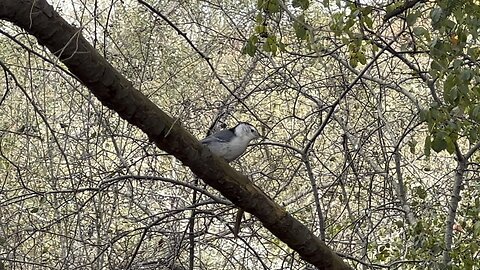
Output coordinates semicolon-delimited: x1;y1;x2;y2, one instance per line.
0;0;351;269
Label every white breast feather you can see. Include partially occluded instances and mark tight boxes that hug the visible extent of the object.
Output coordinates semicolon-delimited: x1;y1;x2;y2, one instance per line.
222;136;250;161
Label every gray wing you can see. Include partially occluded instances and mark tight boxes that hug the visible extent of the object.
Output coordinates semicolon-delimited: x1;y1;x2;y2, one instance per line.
200;129;235;144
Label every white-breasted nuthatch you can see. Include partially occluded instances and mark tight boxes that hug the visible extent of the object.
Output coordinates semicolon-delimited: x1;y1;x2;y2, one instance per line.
200;122;260;162
201;122;259;238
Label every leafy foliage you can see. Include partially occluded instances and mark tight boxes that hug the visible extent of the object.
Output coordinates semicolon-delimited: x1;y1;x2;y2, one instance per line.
239;0;480;268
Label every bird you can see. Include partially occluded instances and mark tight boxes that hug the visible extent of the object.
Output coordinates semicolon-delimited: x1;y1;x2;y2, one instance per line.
200;122;260;162
200;122;260;238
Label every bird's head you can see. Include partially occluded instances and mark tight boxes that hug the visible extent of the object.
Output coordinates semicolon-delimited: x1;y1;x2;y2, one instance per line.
232;122;260;142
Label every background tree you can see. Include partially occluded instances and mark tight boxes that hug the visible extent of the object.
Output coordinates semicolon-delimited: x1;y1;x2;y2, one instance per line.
0;0;479;269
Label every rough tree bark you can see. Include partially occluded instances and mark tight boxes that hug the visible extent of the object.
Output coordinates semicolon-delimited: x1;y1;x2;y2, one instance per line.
0;0;352;269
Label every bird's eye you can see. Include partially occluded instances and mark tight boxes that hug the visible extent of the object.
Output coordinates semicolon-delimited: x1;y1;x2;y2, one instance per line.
251;128;255;133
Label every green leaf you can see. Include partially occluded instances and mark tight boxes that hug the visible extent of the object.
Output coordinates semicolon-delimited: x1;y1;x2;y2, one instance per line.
431;60;443;72
344;17;355;31
444;74;456;91
458;83;469;95
453;6;465;23
448;87;458;104
474;221;480;237
349;55;358;68
254;24;267;34
271;43;277;55
414;220;424;233
470;105;480;121
431;133;447;153
266;0;281;13
395;220;404;228
413;26;427;36
357;51;366;65
385;2;396;13
415;186;427;199
406;11;419;26
263;40;271;52
419;109;430;122
257;0;280;13
430;107;443;121
431;7;443;25
467;47;480;59
266;35;278;55
470;242;479;256
460;69;472;81
453;58;462;69
468;127;478;142
445;135;455;154
242;35;258;56
292;0;309;10
361;6;373;16
255;13;265;24
443;76;458;104
293;15;308;40
363;15;373;28
444;19;456;30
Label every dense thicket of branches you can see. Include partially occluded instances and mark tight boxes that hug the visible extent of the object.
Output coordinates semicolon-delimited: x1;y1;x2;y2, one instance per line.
1;0;479;269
